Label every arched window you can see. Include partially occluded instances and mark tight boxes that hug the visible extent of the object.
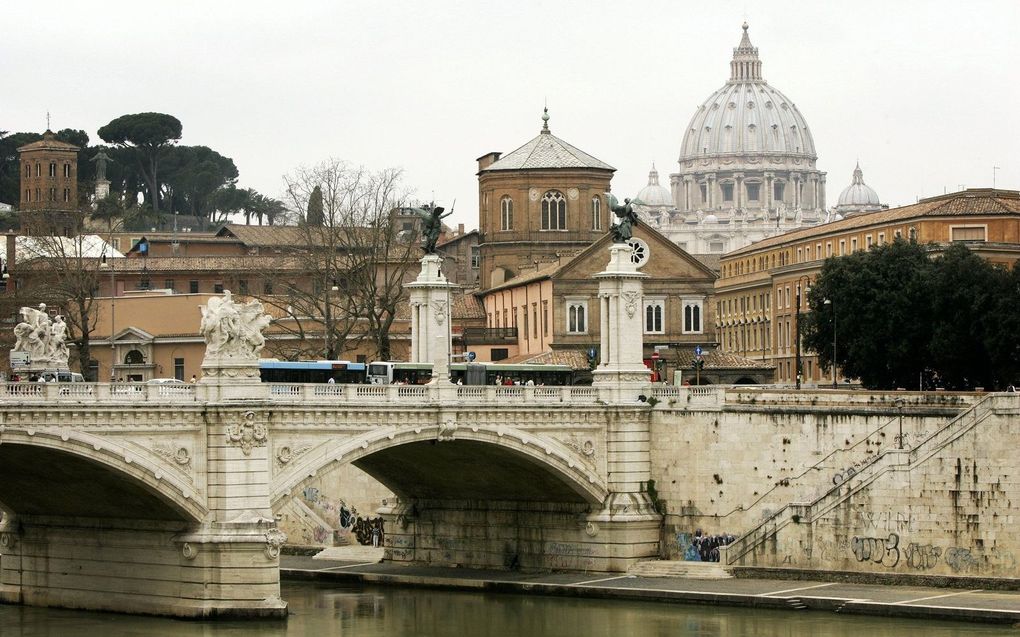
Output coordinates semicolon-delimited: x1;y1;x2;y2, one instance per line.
124;350;145;365
566;300;587;334
500;196;513;230
49;162;57;177
683;300;703;334
541;191;566;230
35;163;41;177
63;163;71;178
23;163;30;178
644;299;664;333
591;196;602;230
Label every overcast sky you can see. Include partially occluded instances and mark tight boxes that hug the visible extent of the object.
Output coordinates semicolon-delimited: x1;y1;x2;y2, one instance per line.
5;0;1017;230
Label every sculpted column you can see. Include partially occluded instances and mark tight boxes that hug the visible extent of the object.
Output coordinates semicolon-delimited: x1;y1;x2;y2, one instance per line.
588;240;660;569
406;253;457;383
176;291;286;617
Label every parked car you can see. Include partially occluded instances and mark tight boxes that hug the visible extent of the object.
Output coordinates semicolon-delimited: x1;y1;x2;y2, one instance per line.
146;378;187;385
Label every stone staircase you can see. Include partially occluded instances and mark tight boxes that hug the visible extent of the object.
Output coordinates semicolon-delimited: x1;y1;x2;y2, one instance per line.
313;545;385;563
721;394;1003;566
628;559;733;579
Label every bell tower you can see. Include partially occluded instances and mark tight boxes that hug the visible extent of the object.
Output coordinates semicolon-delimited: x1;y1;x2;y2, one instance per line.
18;128;80;236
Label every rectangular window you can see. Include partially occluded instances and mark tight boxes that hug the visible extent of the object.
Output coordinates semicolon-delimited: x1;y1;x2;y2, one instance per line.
866;235;873;249
851;238;858;252
174;358;185;381
721;183;734;202
839;240;845;255
238;279;249;295
796;248;802;262
264;280;274;294
878;232;886;245
774;182;785;202
746;183;760;201
699;183;708;202
523;311;529;341
470;246;480;269
491;348;509;362
542;301;548;335
189;280;199;293
213;282;224;294
826;242;832;257
532;303;538;339
950;226;986;242
164;279;174;292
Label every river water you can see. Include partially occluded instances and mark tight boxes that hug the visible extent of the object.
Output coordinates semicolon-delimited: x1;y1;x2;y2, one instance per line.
0;581;1012;636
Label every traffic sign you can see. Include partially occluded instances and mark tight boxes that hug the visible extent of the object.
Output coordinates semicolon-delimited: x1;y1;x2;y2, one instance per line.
694;345;702;357
651;351;660;360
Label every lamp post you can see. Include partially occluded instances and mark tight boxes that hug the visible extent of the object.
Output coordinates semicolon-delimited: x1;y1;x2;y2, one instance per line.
794;275;811;390
324;279;339;360
101;254;115;381
823;298;836;389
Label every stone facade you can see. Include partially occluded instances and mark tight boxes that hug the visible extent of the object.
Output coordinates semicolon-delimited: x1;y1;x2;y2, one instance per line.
715;188;1020;384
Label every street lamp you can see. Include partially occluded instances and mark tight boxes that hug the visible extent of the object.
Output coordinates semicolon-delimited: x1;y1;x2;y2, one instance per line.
823;298;836;389
794;275;811;389
324;279;339;360
101;253;115;381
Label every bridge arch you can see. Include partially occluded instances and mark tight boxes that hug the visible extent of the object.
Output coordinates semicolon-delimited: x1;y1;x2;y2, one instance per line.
271;423;608;510
0;425;208;523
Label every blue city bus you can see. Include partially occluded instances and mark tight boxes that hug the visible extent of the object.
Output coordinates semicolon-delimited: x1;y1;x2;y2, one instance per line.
259;360;367;384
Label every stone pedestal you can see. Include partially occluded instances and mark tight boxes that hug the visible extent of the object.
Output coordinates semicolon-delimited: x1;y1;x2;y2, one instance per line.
406;254;457;383
95;179;110;201
199;359;267;401
592;243;651;402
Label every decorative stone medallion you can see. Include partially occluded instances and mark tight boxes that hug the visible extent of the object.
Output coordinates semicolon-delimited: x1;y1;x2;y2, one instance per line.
529;188;540;201
567;188;579;200
226;410;267;456
264;528;288;560
622;291;641;319
432;300;448;326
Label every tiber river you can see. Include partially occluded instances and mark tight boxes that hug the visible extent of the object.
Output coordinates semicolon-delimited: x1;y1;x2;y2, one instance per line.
0;581;1012;636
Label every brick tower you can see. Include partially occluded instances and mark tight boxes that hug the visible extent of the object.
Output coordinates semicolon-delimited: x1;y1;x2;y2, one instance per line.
18;129;80;236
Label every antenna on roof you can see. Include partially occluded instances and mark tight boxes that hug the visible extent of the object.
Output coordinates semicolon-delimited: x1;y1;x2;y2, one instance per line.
993;166;1000;189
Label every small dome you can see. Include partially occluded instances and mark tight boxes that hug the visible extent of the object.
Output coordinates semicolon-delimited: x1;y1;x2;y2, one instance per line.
635;164;674;208
837;163;881;206
703;214;719;223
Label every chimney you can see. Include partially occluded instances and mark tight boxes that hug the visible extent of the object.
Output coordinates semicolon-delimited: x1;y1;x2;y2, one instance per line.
458;223;464;235
476;152;501;171
6;233;15;268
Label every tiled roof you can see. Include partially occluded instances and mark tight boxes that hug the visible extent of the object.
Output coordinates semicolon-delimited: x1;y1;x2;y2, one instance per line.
218;224;310;247
667;346;774;370
690;253;721;273
518;349;591;370
483;260;563;293
484;131;614;172
49;255;312;273
393;290;487;321
727;189;1020;258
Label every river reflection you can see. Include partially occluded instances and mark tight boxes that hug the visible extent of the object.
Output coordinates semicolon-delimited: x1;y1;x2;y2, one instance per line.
0;581;1012;636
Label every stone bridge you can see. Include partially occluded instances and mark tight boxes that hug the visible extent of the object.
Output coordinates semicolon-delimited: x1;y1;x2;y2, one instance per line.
0;380;661;618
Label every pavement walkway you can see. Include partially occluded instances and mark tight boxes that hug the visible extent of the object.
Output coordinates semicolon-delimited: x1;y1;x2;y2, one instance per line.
281;554;1020;625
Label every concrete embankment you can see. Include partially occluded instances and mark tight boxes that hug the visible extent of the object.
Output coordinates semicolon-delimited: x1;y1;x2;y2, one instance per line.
281;554;1020;625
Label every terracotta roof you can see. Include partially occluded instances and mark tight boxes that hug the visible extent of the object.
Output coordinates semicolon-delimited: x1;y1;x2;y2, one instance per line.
393;290;487;321
65;255;312;273
518;349;591;370
690;253;721;273
727;189;1020;258
218;224;310;247
667;346;774;370
17;130;79;152
482;260;564;294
